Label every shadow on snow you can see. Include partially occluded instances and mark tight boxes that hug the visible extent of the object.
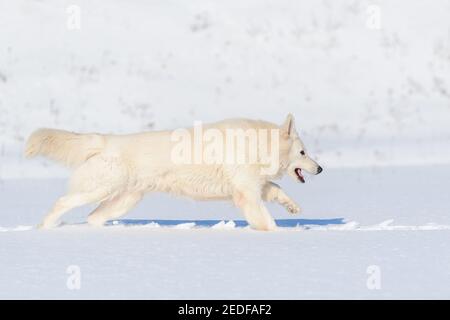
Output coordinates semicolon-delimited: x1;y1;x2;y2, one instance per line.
106;218;345;228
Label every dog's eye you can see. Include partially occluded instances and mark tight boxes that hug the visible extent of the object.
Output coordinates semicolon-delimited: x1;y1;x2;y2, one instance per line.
300;150;305;155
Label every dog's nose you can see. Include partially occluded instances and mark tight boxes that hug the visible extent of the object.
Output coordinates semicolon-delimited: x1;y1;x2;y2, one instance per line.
316;166;323;174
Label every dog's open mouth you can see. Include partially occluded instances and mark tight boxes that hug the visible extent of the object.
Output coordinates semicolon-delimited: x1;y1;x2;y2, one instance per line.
294;168;305;183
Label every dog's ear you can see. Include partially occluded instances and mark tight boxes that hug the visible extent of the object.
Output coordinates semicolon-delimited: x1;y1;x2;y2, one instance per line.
281;113;295;138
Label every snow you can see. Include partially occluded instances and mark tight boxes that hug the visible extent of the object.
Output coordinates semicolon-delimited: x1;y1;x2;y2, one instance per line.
1;165;450;299
1;0;450;299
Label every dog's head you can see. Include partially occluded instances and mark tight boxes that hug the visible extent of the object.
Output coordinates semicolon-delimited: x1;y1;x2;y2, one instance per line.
280;114;322;183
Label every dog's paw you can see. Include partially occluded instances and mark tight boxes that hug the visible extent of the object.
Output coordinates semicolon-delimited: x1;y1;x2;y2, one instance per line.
87;215;107;227
37;221;59;230
284;202;301;214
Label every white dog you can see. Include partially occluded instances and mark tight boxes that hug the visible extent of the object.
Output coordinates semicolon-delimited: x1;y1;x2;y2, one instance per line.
25;114;322;231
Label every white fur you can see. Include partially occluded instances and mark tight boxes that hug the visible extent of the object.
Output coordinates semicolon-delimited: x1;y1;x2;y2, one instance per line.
25;114;322;231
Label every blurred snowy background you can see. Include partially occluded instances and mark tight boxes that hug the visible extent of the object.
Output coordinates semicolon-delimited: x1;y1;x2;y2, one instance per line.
1;0;449;179
1;0;450;299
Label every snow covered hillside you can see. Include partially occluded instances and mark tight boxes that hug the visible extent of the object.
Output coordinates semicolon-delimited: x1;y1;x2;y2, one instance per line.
1;0;450;178
0;1;450;299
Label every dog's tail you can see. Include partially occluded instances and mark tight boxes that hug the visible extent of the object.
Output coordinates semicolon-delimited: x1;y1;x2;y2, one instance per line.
25;128;105;168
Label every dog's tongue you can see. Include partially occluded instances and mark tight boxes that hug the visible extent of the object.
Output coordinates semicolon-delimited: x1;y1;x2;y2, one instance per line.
298;174;305;183
295;168;305;183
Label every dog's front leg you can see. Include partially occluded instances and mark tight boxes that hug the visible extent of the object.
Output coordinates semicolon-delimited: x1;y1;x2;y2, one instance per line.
262;182;300;214
233;187;277;231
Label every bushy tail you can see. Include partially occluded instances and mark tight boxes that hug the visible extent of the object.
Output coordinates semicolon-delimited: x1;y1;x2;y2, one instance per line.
25;128;105;167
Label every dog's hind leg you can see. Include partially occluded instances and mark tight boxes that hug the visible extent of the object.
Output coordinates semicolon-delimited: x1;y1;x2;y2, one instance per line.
39;155;129;229
233;187;277;231
87;192;143;227
39;189;110;229
262;181;300;214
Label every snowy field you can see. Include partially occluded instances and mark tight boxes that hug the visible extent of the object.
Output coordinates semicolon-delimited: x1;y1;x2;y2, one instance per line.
1;1;450;299
1;165;450;299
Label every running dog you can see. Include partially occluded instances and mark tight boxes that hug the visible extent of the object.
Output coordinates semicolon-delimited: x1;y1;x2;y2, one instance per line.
25;114;322;231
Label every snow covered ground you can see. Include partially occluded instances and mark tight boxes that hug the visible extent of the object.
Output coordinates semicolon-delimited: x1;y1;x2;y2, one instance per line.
1;165;450;299
1;1;450;299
